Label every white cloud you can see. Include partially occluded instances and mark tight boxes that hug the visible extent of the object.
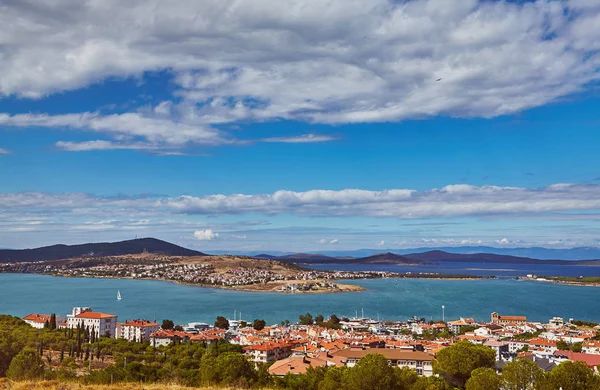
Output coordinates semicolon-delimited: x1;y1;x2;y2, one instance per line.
164;184;600;218
261;134;337;143
0;0;598;150
193;229;219;241
318;238;339;244
232;235;247;239
495;238;511;245
376;240;385;246
0;148;11;154
4;184;600;220
0;112;227;146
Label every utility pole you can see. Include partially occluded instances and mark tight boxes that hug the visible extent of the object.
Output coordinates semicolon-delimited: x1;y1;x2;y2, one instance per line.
442;305;445;323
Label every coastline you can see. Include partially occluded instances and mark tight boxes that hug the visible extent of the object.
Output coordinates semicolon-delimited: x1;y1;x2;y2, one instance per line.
0;271;488;294
9;272;367;294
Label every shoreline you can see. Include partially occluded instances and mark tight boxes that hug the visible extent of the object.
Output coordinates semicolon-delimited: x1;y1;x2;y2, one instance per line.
1;271;489;294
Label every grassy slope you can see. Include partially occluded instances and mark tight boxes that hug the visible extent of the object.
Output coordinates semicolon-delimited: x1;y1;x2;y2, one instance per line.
0;379;247;390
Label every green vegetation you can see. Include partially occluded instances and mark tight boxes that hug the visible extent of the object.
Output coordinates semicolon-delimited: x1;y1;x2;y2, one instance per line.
2;314;600;390
547;276;600;285
252;319;266;331
161;319;174;330
572;320;599;327
214;316;229;330
433;340;496;388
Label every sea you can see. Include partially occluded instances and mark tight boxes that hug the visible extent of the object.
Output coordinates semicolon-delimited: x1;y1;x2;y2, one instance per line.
1;261;599;325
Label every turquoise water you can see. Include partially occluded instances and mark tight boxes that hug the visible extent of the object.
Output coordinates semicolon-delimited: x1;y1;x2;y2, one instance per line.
0;274;597;325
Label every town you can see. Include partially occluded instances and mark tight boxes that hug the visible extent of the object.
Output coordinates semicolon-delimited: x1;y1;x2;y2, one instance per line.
21;305;600;380
0;253;485;293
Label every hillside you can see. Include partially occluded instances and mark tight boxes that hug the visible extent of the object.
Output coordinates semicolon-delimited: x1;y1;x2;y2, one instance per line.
0;238;206;263
261;252;422;265
403;250;599;265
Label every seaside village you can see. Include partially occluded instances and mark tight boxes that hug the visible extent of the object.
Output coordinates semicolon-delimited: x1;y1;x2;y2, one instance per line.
21;307;600;377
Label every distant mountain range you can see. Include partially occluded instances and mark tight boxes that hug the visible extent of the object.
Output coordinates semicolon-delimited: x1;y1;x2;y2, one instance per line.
254;250;600;266
0;238;205;263
210;246;600;260
256;252;419;265
2;238;600;267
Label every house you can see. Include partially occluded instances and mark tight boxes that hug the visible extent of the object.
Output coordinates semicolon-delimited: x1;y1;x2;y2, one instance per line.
244;341;295;363
528;338;557;354
117;319;160;342
484;340;509;360
491;312;527;325
554;351;600;371
582;340;600;355
447;318;475;334
22;313;52;329
149;329;191;347
66;307;117;338
332;348;434;377
508;340;528;354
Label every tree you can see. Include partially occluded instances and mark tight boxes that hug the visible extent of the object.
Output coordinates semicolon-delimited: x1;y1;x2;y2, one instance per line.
546;361;600;390
556;340;569;351
174;325;184;331
315;314;325;324
199;353;218;384
465;367;500;390
50;313;57;330
319;366;347;390
6;348;45;381
215;316;229;330
215;352;255;385
253;319;266;331
161;319;174;330
501;358;544;390
299;313;313;325
433;340;496;389
571;342;583;352
323;314;341;329
395;366;419;390
344;353;397;390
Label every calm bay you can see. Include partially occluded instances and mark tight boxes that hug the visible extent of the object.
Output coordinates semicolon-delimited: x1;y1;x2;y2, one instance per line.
1;272;599;325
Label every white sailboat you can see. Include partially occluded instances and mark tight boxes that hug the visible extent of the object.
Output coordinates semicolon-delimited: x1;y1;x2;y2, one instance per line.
117;290;122;301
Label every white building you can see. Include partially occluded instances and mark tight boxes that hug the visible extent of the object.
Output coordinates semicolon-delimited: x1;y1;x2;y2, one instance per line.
67;307;117;338
149;329;191;347
447;318;475;334
22;313;52;329
117;319;160;342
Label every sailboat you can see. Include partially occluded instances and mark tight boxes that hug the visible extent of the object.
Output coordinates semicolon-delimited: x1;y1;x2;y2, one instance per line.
117;290;122;301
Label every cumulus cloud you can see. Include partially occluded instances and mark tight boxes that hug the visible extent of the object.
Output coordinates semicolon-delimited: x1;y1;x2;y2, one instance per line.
376;240;385;246
193;229;219;241
4;184;600;220
163;184;600;218
0;148;11;154
0;0;599;149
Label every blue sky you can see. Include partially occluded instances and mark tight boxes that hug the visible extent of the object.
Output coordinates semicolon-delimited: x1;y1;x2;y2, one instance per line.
1;0;600;251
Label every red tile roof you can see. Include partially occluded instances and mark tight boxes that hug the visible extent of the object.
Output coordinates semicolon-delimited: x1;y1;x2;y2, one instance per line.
75;312;117;319
122;319;159;327
23;313;51;324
